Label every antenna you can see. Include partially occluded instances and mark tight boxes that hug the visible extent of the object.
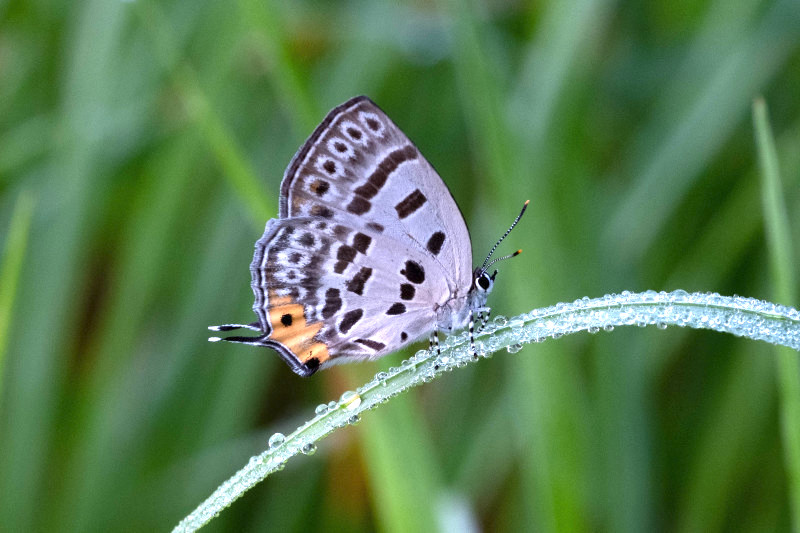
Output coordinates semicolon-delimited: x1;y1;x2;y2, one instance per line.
480;200;529;272
485;249;522;270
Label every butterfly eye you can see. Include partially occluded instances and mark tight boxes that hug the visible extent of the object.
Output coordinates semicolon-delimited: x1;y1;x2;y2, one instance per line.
477;273;492;292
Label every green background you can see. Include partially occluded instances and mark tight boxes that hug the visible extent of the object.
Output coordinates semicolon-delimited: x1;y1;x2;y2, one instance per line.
1;0;799;531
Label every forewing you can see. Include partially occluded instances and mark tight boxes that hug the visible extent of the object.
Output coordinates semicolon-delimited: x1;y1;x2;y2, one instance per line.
278;95;473;293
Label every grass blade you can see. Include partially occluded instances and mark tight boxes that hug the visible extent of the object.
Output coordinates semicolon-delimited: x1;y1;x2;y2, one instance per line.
0;191;34;400
753;96;800;530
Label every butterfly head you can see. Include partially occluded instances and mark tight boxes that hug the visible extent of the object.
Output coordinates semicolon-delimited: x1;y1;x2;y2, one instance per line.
473;268;496;294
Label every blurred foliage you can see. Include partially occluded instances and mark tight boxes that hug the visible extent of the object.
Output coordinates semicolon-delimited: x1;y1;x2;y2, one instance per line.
1;0;799;531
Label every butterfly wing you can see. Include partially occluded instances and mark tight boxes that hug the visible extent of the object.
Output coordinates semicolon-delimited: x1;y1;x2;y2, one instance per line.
227;96;473;376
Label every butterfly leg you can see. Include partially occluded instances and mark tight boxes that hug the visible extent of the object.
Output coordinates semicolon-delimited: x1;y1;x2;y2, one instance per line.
469;309;477;359
429;327;441;356
476;307;491;333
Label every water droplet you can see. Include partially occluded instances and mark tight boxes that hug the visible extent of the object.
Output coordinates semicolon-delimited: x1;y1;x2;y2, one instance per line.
493;316;508;327
315;404;328;416
656;322;668;330
300;443;317;455
507;343;523;354
376;371;388;381
588;326;600;334
347;414;361;425
268;432;285;449
509;318;525;328
327;401;338;411
339;390;362;411
603;324;614;332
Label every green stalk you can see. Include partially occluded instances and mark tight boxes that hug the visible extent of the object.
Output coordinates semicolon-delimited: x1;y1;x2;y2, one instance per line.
0;191;35;400
174;291;800;532
753;97;800;531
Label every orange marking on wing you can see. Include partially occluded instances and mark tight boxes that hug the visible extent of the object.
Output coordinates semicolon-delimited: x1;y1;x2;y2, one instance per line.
291;193;307;212
267;292;330;364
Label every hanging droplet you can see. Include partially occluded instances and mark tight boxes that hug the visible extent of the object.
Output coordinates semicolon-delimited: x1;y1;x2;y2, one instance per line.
315;404;328;416
300;443;317;456
507;343;523;354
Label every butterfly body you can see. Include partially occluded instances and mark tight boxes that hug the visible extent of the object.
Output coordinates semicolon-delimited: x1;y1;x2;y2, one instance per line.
212;96;524;377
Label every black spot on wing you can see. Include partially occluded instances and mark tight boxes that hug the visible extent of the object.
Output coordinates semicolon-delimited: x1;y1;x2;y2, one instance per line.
311;205;334;218
426;231;446;255
333;225;351;239
352;232;371;254
322;288;342;319
395;189;427;219
386;303;406;315
311;179;329;197
346;267;372;295
334;245;357;274
280;313;293;327
347;196;371;215
339;309;363;334
400;260;425;284
400;283;415;300
305;357;320;372
337;245;357;262
299;232;315;247
401;331;408;341
322;160;337;174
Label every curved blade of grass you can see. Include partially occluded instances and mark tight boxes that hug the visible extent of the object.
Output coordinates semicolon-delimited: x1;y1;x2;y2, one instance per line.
753;96;800;530
173;290;800;532
0;190;34;400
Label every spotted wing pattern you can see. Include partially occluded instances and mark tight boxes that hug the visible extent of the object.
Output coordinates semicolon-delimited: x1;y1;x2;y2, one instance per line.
241;96;472;376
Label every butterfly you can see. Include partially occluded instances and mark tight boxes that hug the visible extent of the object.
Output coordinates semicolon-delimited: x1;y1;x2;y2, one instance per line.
210;96;527;376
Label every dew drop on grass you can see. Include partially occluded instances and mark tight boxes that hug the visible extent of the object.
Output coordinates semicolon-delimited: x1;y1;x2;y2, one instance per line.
339;390;362;411
301;443;317;456
507;343;523;354
268;433;285;449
